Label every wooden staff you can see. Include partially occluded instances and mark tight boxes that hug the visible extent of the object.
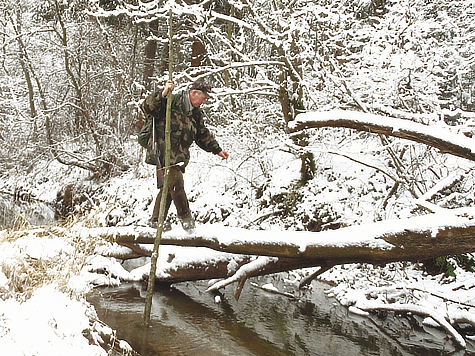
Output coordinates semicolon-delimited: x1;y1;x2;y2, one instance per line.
144;9;174;325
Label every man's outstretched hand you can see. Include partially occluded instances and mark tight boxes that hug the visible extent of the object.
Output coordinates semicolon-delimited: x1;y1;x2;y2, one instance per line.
218;151;229;160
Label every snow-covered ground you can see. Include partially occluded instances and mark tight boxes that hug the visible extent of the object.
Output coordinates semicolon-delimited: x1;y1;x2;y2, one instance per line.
1;117;475;354
1;0;475;353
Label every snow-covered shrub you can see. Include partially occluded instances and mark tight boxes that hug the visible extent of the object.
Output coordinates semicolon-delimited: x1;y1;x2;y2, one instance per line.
424;254;475;279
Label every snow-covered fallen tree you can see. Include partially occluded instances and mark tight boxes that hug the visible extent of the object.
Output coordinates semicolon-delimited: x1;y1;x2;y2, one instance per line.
70;211;475;349
85;206;475;267
290;109;475;162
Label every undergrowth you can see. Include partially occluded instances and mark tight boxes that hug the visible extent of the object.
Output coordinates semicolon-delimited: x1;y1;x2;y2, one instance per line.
0;214;102;302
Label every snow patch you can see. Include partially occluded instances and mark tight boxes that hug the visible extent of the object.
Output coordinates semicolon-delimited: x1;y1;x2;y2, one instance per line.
0;286;105;356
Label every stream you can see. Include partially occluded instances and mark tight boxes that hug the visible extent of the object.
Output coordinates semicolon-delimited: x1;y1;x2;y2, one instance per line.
0;192;55;228
88;276;475;356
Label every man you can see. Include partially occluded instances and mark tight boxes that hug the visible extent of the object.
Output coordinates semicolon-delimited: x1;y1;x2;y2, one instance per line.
141;80;229;231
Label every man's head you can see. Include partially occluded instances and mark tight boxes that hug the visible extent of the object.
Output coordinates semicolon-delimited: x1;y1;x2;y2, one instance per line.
189;81;213;107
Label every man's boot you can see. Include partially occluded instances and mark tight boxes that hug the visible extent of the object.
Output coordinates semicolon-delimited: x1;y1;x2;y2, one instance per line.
149;218;172;231
179;213;196;232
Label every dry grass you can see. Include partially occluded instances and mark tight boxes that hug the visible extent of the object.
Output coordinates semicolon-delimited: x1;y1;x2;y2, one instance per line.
0;213;109;302
0;213;138;355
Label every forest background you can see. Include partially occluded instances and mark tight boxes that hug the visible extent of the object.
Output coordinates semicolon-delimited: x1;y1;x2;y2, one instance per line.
2;0;475;285
1;0;474;229
0;0;475;276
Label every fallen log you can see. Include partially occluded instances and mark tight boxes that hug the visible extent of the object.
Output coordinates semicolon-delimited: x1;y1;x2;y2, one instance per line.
78;207;475;288
87;208;475;349
97;244;333;285
87;207;475;267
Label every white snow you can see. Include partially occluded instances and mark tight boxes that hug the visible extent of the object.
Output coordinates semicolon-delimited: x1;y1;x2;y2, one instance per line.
1;0;475;354
0;285;106;356
261;283;279;292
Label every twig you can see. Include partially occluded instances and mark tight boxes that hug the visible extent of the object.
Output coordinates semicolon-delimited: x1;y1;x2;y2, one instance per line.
206;256;279;293
327;150;399;182
355;302;466;348
380;181;399;211
243;211;276;228
299;266;332;289
409;286;475;309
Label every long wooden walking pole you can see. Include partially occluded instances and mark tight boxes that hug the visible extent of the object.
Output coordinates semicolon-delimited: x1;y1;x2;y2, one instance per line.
143;9;174;325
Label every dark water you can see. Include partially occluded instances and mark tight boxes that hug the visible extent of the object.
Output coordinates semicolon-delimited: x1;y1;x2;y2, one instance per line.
87;276;475;356
0;193;55;228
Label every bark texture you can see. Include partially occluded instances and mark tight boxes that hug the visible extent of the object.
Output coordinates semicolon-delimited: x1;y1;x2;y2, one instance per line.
89;208;475;283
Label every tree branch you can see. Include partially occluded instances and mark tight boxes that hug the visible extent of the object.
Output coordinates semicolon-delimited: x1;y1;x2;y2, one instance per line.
291;110;475;163
354;302;466;348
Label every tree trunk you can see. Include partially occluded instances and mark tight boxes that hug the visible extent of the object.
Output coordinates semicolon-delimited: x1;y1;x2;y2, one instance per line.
278;35;315;184
224;5;235;87
191;38;206;67
11;11;36;120
143;19;159;92
85;207;475;285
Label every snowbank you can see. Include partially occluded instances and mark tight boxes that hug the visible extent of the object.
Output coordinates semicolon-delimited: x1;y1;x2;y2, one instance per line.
0;285;105;356
0;228;134;355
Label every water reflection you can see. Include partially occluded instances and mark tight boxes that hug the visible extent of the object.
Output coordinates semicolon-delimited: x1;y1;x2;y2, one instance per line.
88;279;474;356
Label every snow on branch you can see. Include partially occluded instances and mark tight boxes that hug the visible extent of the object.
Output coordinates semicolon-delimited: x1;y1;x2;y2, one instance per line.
415;168;472;213
417;169;470;203
290;110;475;162
179;62;284;87
85;207;475;265
354;302;466;348
205;256;278;300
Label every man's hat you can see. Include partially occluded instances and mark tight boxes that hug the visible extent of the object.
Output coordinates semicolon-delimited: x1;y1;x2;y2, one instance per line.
190;81;213;97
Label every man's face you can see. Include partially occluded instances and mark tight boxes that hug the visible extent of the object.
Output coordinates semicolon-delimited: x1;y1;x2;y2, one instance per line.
189;90;208;107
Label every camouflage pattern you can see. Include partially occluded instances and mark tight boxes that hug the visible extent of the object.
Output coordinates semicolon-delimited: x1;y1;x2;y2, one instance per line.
141;90;222;172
